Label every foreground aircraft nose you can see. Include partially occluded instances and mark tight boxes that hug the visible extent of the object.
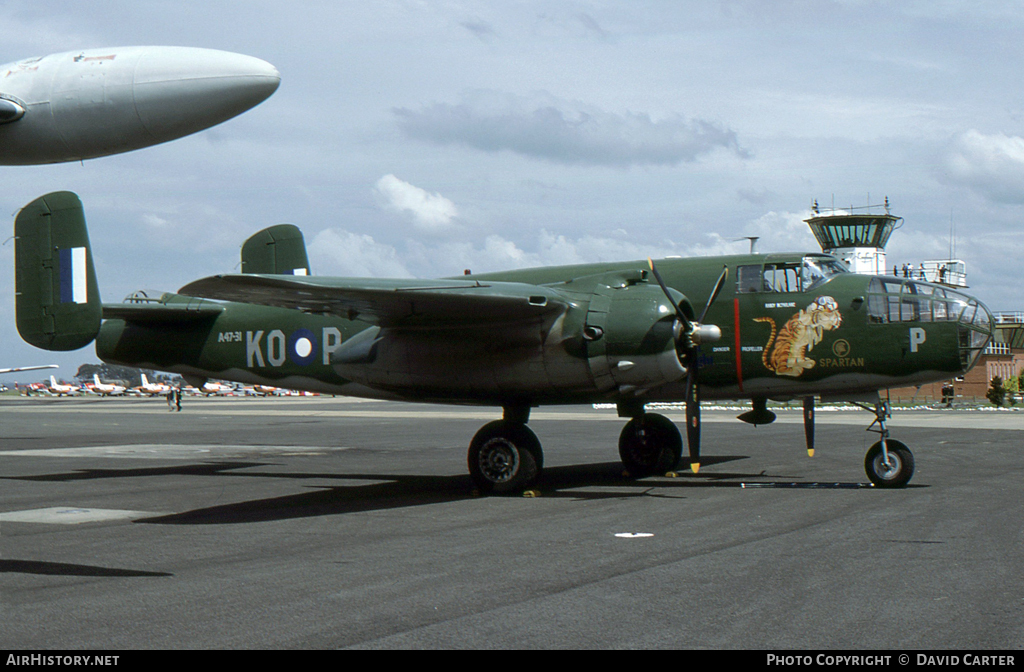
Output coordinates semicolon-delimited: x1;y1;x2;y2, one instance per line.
0;46;280;164
131;47;280;144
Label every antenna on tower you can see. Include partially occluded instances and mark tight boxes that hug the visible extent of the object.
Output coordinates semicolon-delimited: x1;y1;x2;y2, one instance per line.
949;208;955;260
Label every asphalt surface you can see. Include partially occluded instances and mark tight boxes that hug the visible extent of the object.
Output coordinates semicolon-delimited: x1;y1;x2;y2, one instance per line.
1;395;1022;650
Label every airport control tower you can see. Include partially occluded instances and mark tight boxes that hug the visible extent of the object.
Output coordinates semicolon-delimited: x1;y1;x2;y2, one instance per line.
804;198;968;287
804;198;901;275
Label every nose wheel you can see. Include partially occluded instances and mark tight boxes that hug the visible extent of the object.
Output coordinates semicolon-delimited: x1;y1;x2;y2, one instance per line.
865;439;914;488
854;397;915;488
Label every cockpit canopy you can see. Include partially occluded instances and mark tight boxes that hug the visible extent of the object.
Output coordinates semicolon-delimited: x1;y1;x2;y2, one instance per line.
736;254;848;294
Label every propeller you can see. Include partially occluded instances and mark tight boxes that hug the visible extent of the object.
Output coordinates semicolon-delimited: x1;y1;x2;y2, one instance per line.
803;396;815;457
647;259;728;473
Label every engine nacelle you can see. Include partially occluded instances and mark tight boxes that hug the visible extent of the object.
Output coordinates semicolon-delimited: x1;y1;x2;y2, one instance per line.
581;282;686;395
330;279;688;403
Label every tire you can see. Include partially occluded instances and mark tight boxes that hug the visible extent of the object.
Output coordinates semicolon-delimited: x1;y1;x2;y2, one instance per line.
864;440;915;488
468;420;542;494
618;413;682;477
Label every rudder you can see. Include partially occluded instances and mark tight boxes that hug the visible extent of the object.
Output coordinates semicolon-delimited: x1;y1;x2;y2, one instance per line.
15;191;102;351
240;224;310;275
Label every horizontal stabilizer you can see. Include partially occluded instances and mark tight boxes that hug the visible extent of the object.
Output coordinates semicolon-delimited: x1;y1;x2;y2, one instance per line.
103;302;225;323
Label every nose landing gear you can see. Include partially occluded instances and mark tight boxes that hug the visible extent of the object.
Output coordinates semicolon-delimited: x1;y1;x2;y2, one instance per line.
853;397;915;488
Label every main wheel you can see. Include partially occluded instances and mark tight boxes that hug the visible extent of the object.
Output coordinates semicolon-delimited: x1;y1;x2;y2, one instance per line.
864;440;915;488
468;420;542;494
618;413;682;477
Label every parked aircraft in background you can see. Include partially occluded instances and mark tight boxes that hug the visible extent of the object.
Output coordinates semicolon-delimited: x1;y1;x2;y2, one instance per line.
89;373;125;396
133;372;171;396
47;375;80;396
14;192;994;493
0;46;279;165
197;381;236;395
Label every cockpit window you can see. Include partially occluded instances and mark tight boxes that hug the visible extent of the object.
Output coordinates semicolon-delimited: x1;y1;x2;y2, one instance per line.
736;264;762;293
763;262;801;293
802;256;847;291
736;257;847;294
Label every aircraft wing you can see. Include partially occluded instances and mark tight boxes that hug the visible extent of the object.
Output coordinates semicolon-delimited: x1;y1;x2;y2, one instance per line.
0;364;59;374
178;274;569;329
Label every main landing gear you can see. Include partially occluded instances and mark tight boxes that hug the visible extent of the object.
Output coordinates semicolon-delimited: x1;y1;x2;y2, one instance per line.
854;397;915;488
467;407;543;494
466;404;686;494
465;397;916;494
618;412;682;477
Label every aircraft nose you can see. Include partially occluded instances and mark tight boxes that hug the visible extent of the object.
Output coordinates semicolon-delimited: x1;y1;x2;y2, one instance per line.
955;292;993;373
132;46;280;142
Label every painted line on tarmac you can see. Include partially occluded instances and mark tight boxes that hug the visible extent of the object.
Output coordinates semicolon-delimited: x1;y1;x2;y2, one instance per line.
0;507;158;525
0;444;342;459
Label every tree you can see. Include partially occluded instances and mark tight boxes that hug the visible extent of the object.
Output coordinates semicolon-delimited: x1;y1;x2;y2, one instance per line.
1006;375;1019;407
986;375;1006;407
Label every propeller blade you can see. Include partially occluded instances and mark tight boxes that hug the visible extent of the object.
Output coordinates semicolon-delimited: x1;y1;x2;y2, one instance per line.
647;258;691;328
803;396;815;457
648;256;715;475
698;265;729;324
685;368;701;473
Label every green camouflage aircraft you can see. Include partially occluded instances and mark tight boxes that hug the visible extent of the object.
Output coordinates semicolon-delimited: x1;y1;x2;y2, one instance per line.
14;192;994;493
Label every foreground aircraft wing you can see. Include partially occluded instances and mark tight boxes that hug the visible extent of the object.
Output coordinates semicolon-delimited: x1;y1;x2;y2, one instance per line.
178;274;568;329
0;364;59;375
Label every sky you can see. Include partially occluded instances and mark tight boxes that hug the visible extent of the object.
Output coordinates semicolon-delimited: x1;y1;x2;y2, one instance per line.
2;0;1023;380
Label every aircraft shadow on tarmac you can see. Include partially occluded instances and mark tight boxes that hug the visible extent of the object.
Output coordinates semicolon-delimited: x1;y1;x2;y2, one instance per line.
3;453;895;526
0;559;172;578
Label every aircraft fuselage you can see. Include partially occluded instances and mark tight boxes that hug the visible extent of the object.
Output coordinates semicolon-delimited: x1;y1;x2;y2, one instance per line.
95;253;992;407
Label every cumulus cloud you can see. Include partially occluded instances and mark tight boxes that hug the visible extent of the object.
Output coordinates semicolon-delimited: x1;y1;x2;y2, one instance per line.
393;90;748;167
142;213;170;229
741;210;821;253
307;228;413;278
374;174;459;233
304;226;759;281
944;130;1024;203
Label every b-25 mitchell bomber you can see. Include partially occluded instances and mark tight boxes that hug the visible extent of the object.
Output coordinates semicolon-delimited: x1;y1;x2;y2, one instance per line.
0;46;279;165
14;192;994;493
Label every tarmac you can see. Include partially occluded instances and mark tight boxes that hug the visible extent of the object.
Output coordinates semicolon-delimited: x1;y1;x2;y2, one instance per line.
1;395;1022;650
